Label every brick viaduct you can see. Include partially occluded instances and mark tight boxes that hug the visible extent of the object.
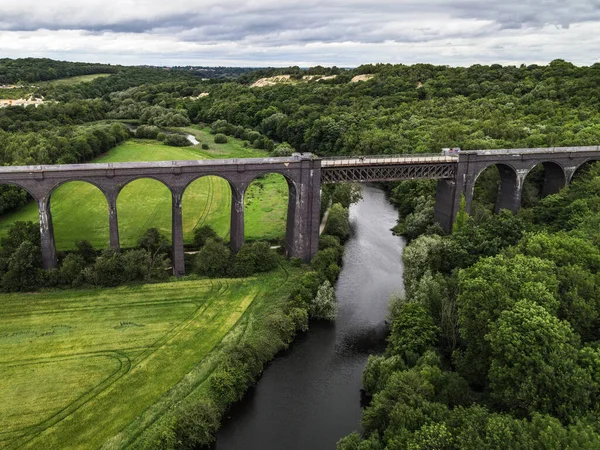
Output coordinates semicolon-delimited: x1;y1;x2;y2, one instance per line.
0;146;599;275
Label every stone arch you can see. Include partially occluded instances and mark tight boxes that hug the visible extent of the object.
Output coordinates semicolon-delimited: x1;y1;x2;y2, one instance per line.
116;177;174;249
0;181;39;202
48;179;111;250
472;162;520;214
243;171;294;254
521;161;566;207
570;159;600;183
181;174;235;246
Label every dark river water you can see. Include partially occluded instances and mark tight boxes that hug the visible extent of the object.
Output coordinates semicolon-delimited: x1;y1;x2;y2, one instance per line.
215;185;406;450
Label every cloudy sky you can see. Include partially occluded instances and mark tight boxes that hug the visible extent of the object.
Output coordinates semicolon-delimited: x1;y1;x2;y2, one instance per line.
1;0;599;67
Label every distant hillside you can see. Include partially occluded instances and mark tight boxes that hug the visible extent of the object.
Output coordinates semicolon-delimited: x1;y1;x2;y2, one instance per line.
0;58;118;84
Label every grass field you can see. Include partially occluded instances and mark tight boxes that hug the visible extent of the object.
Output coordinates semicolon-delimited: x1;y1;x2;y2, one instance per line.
0;265;299;448
43;73;113;86
0;129;289;249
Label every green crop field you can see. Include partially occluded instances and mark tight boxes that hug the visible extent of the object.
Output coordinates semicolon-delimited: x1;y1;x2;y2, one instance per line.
0;130;289;249
0;266;298;448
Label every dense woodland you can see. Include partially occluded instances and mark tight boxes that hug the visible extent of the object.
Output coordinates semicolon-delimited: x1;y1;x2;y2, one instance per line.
2;58;600;448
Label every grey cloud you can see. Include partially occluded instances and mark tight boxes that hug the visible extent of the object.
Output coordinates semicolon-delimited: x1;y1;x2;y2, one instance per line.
1;0;600;46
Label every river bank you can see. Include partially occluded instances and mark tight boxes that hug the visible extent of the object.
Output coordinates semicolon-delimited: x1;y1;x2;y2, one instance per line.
216;185;406;449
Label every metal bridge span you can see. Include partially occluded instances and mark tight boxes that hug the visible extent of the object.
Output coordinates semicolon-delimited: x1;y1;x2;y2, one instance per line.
1;145;600;275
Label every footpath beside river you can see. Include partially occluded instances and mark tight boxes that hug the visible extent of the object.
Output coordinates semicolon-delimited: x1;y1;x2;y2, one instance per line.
216;185;406;449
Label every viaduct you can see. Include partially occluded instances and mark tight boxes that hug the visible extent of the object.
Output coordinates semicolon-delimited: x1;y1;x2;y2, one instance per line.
1;145;599;276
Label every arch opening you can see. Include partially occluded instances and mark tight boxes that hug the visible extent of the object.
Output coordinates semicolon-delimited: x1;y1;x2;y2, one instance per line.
243;173;290;247
472;163;519;218
521;162;566;208
571;160;600;184
182;175;233;247
49;181;110;251
0;183;38;244
117;178;172;249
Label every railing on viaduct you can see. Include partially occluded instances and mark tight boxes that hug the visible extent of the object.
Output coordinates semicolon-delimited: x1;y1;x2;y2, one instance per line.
1;145;600;275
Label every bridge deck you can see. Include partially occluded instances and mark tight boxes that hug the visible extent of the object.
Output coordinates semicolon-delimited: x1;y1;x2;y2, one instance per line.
321;154;456;167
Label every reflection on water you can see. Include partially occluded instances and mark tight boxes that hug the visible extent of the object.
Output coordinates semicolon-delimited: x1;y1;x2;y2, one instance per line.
215;185;406;449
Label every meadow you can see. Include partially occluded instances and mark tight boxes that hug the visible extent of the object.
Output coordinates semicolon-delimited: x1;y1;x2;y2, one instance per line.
0;128;289;249
0;265;299;449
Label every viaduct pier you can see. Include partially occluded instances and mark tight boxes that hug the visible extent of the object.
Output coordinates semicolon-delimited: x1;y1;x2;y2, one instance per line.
1;145;599;275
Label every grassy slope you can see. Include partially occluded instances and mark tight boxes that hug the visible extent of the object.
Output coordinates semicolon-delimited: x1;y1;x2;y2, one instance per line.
42;73;112;86
0;129;288;249
0;266;299;448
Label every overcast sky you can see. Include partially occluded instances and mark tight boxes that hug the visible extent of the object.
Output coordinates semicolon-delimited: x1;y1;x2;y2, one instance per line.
1;0;599;67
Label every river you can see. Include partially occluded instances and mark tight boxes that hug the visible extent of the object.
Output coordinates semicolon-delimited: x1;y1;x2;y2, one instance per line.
215;185;406;449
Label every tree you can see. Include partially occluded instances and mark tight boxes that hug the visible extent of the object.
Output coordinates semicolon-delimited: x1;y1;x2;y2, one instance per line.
324;203;350;242
214;133;228;144
164;134;192;147
137;228;169;255
456;254;559;387
387;302;439;363
487;300;592;422
1;240;42;291
195;238;231;277
310;280;337;320
193;225;218;248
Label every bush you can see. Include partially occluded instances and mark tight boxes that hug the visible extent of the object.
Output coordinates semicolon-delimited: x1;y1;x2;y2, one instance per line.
135;125;160;139
1;240;42;292
164;134;192;147
156;132;166;141
173;401;221;449
60;253;86;286
310;280;338;320
192;225;218;248
201;143;209;150
137;228;169;254
230;241;278;277
272;142;294;156
324;203;350;242
75;240;96;264
214;133;228;144
195;238;231;277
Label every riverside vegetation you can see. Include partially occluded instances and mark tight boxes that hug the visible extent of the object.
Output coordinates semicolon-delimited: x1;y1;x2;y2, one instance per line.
2;58;600;448
338;166;600;449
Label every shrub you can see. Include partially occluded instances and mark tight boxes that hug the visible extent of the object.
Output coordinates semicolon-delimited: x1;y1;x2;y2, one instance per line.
60;253;86;286
324;203;350;242
310;280;338;320
92;249;124;286
156;132;166;141
137;228;169;255
164;134;192;147
272;142;295;156
135;125;160;139
192;225;218;248
195;238;231;277
75;239;96;264
1;241;42;292
214;133;228;144
201;143;209;150
230;241;278;277
173;401;221;449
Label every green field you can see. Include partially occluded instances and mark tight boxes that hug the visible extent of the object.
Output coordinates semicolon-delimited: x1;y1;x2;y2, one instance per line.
44;73;113;86
0;131;289;249
0;266;298;448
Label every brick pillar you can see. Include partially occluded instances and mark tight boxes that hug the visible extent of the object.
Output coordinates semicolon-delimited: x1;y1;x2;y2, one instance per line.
38;196;57;269
106;191;120;251
230;185;245;253
171;188;185;277
285;159;321;261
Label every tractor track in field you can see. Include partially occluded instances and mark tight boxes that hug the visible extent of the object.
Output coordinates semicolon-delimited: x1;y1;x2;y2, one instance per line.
0;281;230;448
